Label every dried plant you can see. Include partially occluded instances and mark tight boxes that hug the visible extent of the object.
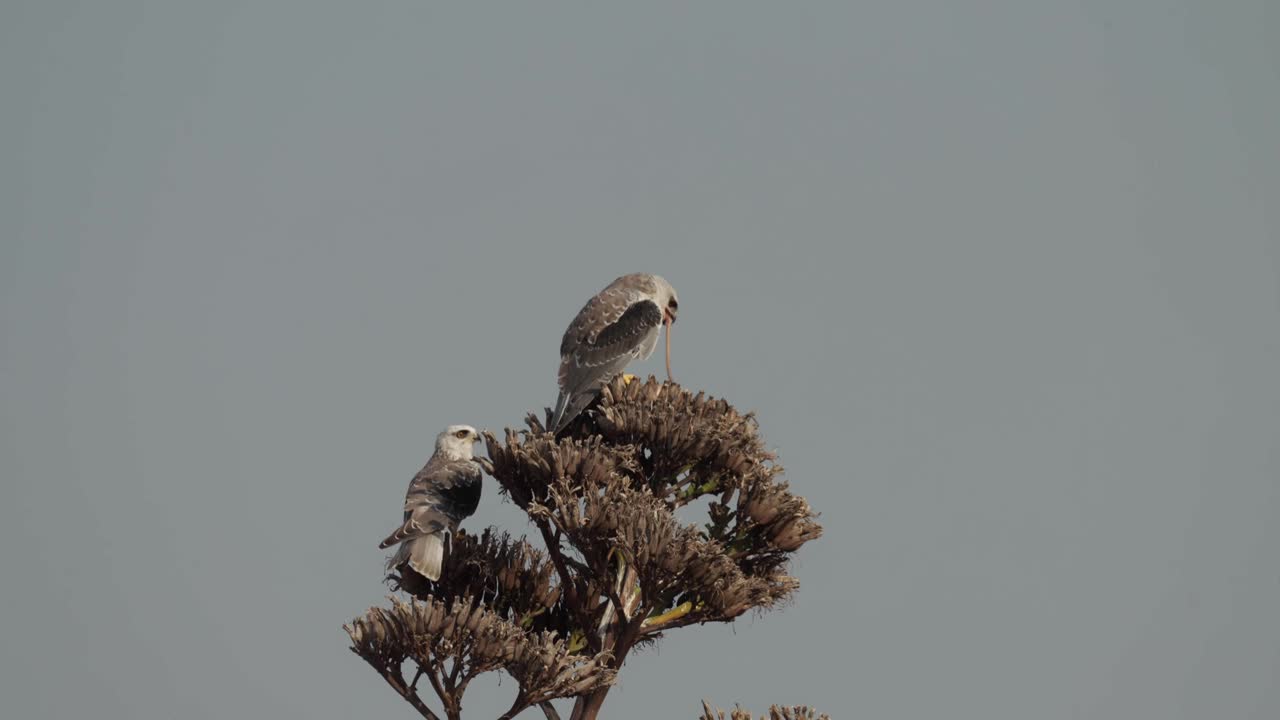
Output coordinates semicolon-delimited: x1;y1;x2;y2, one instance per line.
699;701;831;720
345;378;823;719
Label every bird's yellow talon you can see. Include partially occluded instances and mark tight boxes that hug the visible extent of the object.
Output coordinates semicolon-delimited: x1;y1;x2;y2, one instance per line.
621;373;638;385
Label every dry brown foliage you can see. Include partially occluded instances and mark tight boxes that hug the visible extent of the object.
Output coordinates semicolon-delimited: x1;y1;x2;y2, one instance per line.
699;701;832;720
345;379;823;720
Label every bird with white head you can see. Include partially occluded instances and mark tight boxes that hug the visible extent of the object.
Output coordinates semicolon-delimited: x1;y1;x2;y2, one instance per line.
379;424;484;581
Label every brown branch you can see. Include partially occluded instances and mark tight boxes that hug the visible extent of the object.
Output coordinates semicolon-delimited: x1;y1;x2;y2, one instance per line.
375;662;443;720
497;691;530;720
495;693;562;720
569;686;612;720
410;666;426;692
537;521;579;609
352;381;822;720
454;672;476;701
422;664;456;720
447;655;464;689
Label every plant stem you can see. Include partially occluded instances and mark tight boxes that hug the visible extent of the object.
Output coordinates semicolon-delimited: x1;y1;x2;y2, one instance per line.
569;686;612;720
377;664;443;720
642;601;693;631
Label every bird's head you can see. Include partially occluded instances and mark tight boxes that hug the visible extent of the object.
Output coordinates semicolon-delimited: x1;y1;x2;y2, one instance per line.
436;424;482;460
652;275;679;325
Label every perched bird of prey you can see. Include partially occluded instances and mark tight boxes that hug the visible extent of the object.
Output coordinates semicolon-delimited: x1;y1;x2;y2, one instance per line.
379;425;484;581
549;273;679;433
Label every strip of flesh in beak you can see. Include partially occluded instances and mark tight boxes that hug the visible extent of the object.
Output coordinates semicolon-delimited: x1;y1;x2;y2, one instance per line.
664;316;674;382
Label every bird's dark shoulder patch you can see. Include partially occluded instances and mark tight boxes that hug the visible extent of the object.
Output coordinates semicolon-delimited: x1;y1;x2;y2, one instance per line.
591;300;662;348
437;473;482;520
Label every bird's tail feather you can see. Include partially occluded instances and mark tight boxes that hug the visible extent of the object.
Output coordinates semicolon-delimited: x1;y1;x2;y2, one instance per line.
548;390;571;433
388;533;446;581
550;391;598;434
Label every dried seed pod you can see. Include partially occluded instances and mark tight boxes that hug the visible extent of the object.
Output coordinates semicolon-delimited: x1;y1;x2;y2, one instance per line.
699;703;831;720
346;596;614;706
352;378;822;718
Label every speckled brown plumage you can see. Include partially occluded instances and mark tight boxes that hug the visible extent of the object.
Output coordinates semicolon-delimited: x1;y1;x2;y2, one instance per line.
549;273;679;433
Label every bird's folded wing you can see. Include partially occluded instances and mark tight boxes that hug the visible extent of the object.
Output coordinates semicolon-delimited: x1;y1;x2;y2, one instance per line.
571;300;664;369
559;285;641;355
378;505;451;549
403;459;474;506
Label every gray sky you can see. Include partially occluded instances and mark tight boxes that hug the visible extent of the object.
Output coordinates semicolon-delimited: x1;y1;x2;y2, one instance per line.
2;2;1278;719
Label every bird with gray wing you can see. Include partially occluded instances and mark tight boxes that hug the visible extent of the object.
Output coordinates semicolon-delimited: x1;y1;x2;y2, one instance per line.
380;425;484;581
548;273;679;433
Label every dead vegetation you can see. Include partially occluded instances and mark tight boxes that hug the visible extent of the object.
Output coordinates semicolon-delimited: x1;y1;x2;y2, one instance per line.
345;378;824;719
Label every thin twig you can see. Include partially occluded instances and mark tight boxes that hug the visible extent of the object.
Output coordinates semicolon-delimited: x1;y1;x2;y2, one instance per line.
454;672;476;699
410;666;426;691
496;691;529;720
423;664;452;717
377;664;443;720
447;654;464;688
537;522;579;608
539;701;563;720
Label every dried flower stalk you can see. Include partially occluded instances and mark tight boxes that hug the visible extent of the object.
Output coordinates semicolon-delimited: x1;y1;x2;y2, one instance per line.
345;379;822;719
699;701;831;720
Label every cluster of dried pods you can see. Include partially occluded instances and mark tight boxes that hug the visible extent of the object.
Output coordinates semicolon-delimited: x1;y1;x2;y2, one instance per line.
699;701;832;720
345;595;614;714
346;378;823;718
392;529;567;636
491;377;821;625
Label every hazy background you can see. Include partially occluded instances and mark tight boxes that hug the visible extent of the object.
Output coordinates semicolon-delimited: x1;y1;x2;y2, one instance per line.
2;2;1277;718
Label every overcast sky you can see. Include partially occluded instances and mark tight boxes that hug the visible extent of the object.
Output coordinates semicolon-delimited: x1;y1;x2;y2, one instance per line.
2;2;1277;719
